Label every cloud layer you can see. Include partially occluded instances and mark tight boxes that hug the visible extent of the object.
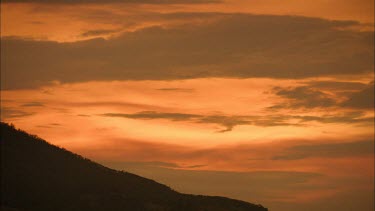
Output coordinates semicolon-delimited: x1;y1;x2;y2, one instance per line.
1;14;373;89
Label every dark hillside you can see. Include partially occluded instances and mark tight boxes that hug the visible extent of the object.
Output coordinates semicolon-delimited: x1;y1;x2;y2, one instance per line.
1;122;267;211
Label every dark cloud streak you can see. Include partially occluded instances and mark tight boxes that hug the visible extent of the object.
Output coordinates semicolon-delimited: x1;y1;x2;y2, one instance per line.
101;111;373;132
80;29;122;37
156;88;194;92
21;102;45;107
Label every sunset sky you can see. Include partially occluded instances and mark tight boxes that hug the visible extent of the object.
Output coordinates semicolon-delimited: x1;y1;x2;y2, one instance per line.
1;0;374;210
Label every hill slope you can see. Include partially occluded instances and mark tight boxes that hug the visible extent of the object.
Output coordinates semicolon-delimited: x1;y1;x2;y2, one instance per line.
0;122;267;211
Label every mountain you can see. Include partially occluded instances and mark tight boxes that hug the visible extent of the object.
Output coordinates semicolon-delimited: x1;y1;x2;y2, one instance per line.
0;122;268;211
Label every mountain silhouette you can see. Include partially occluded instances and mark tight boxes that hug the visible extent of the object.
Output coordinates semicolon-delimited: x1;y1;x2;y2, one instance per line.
0;122;267;211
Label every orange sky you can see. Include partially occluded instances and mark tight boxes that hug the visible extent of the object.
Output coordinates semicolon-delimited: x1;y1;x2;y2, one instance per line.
1;1;374;210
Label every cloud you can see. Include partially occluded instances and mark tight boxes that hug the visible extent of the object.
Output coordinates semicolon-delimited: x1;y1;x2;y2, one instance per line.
270;81;375;110
186;164;207;168
0;107;35;119
156;88;194;92
80;29;122;37
101;111;372;132
272;140;374;160
101;111;294;132
1;14;373;89
296;112;374;125
21;102;45;107
341;82;375;109
107;161;206;169
77;114;91;117
65;101;165;110
36;123;63;128
103;111;200;121
270;86;337;109
306;81;368;91
3;0;220;4
196;115;253;132
113;161;182;168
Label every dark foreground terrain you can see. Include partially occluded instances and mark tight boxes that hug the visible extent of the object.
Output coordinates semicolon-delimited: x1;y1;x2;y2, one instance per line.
0;122;267;211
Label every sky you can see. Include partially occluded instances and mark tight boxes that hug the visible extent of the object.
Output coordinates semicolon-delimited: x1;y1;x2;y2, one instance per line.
0;0;374;210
